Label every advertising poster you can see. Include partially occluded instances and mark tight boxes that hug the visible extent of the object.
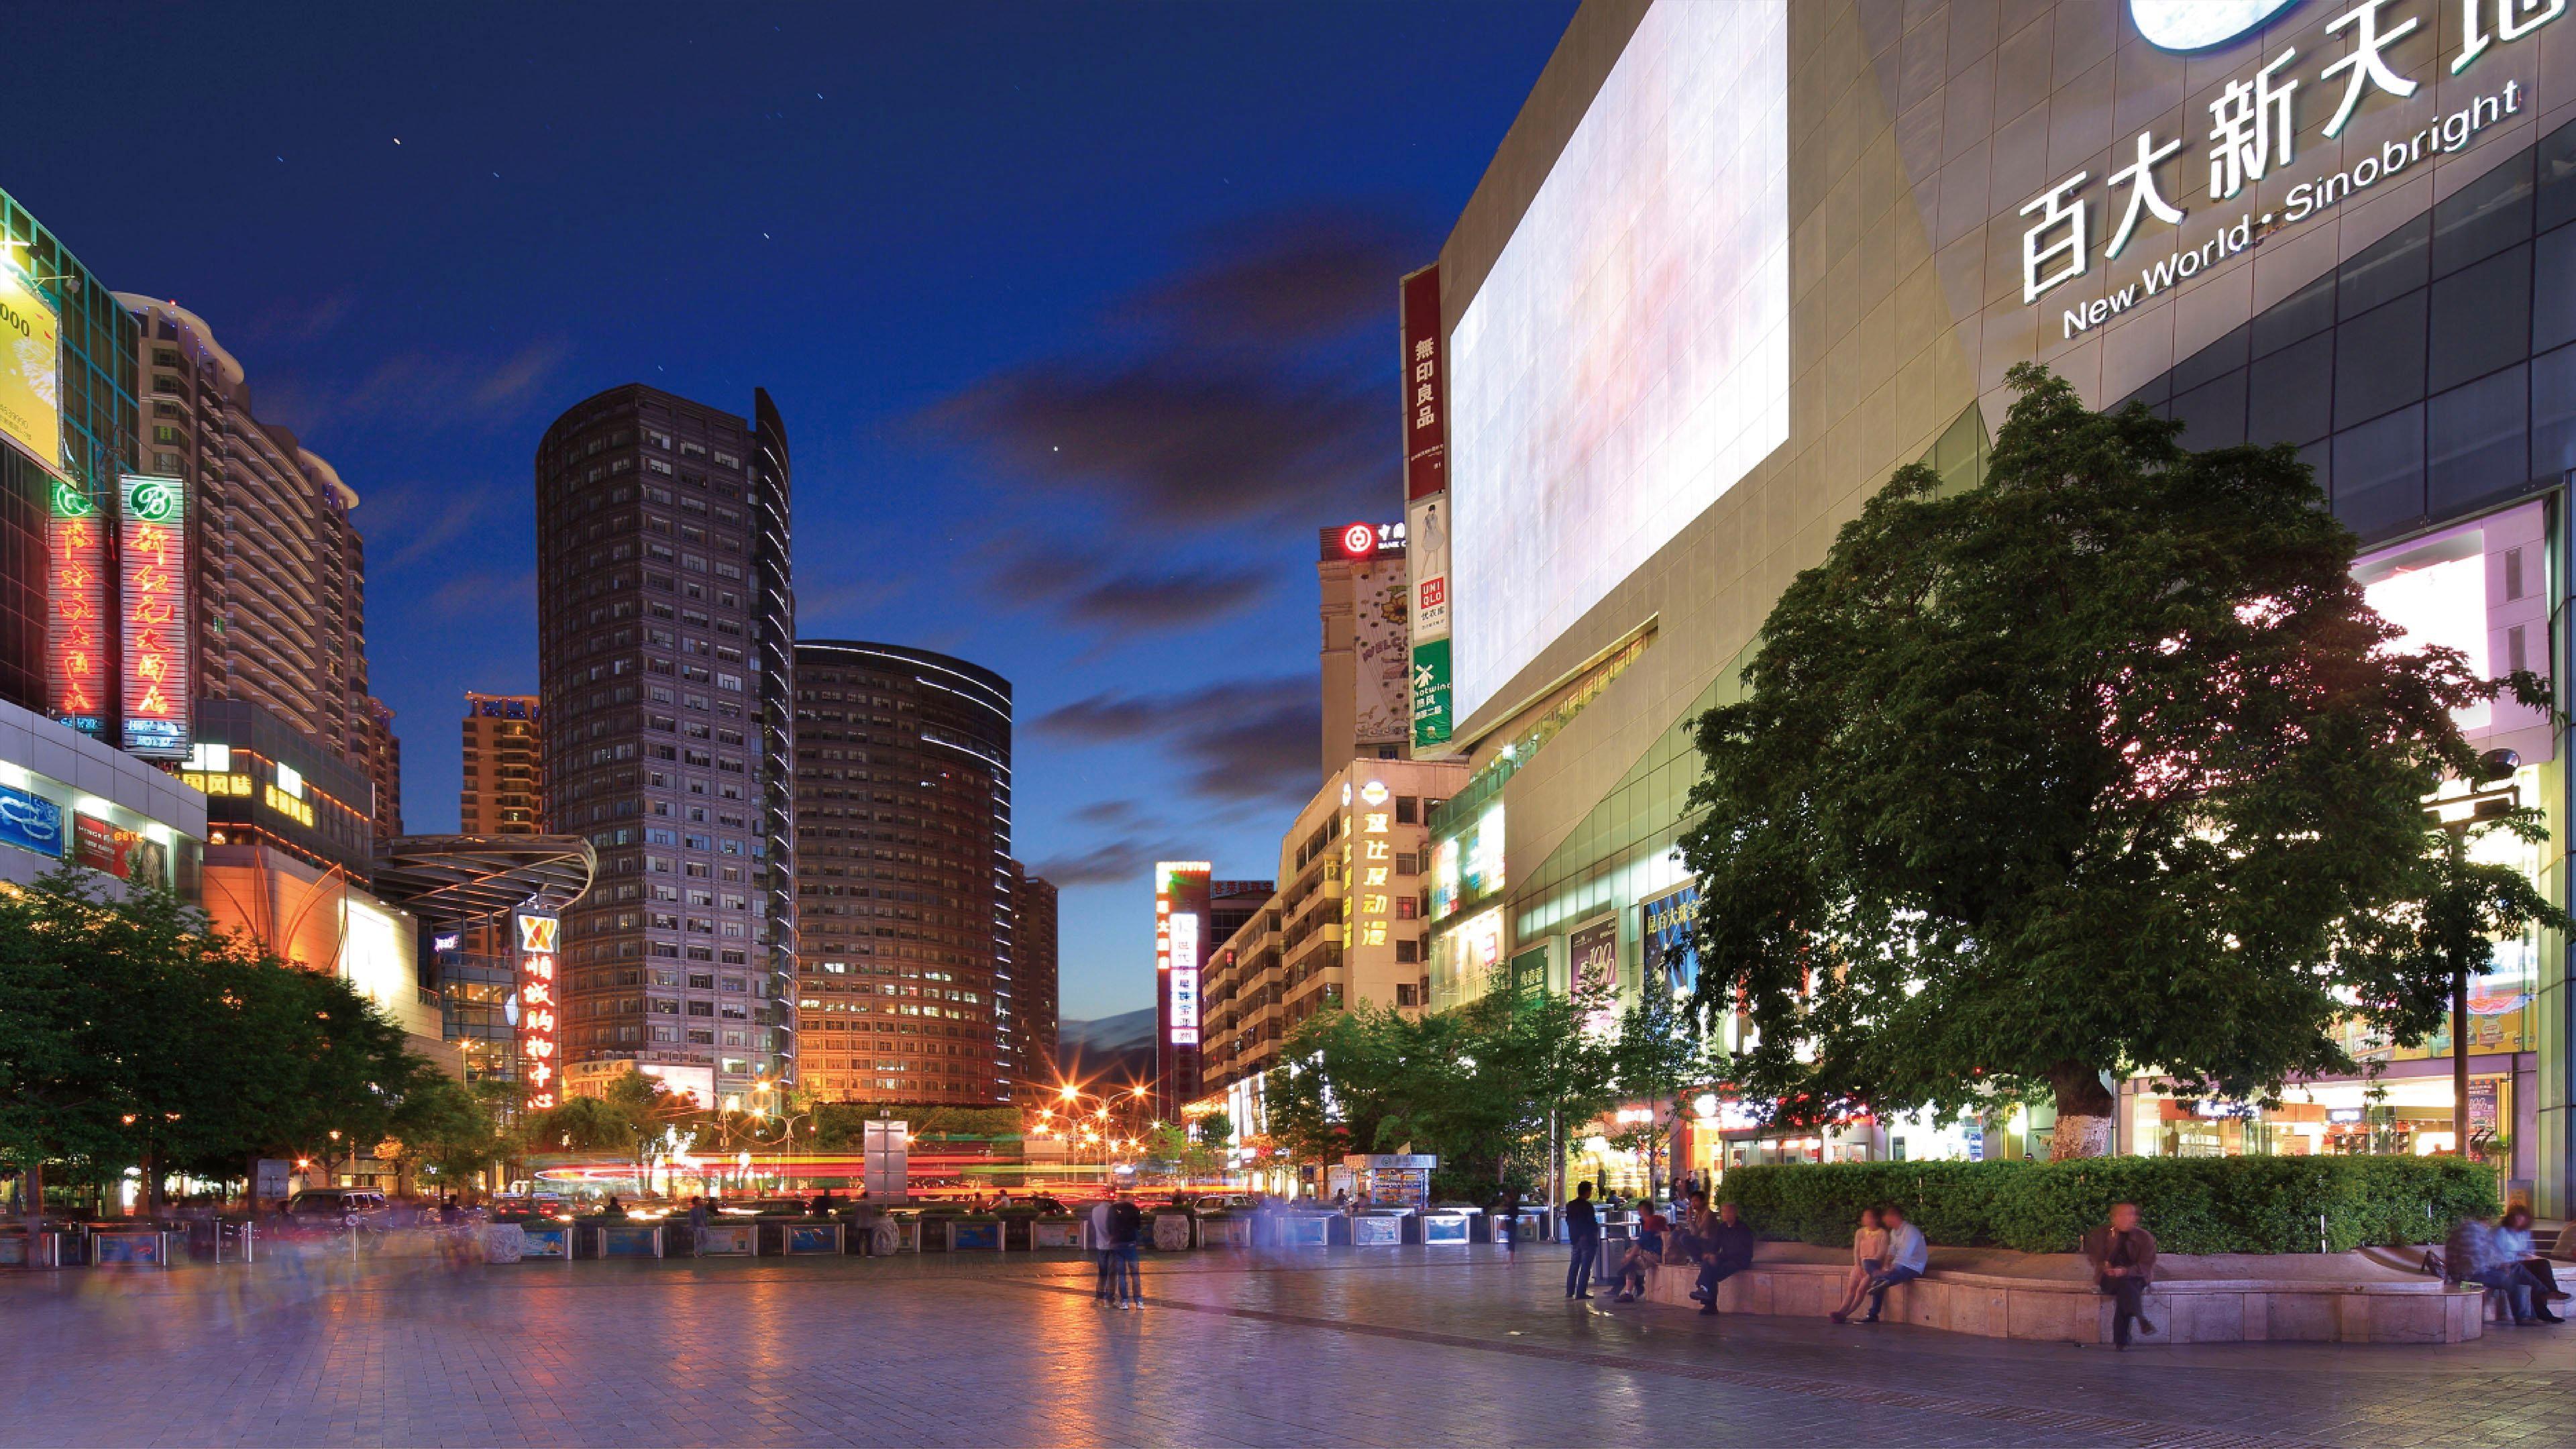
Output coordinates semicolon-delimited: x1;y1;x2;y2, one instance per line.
1640;883;1701;994
1569;917;1619;1032
1352;568;1411;749
1412;637;1453;751
0;264;63;474
1401;264;1445;501
74;813;138;879
0;781;66;859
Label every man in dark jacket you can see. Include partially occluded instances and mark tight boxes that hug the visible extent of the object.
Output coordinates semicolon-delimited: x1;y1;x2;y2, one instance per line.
1564;1182;1600;1299
1108;1191;1145;1307
2081;1202;2160;1347
1695;1201;1757;1316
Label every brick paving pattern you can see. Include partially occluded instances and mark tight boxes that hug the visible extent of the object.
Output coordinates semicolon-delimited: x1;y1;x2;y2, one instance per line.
4;1243;2573;1446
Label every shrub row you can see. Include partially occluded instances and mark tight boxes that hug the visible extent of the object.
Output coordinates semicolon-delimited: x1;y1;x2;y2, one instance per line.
1717;1156;2496;1256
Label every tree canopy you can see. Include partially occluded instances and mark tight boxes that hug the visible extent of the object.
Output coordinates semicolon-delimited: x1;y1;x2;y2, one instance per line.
0;866;434;1210
1678;364;2555;1156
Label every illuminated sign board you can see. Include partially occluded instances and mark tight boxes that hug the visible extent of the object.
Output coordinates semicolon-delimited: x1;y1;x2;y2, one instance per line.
118;474;189;757
0;257;63;476
516;910;561;1110
1569;915;1619;1036
1156;861;1211;1049
1641;883;1701;994
0;781;64;859
1349;789;1395;953
46;478;105;735
2027;0;2548;340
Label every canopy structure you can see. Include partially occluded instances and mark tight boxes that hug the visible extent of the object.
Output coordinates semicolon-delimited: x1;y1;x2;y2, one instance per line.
370;835;596;926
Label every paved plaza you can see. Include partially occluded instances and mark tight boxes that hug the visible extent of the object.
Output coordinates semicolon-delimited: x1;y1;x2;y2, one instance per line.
5;1242;2573;1448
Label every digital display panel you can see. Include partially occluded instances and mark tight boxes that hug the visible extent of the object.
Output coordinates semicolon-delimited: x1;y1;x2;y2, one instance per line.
0;262;62;474
118;475;190;757
1447;1;1789;725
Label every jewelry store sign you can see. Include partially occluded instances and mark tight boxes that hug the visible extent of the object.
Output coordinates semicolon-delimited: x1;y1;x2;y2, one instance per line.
2025;0;2551;341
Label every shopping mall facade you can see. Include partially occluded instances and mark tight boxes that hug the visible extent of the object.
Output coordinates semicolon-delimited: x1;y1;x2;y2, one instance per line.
1417;0;2576;1210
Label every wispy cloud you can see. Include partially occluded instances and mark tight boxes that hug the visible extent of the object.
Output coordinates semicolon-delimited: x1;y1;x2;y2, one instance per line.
423;569;536;616
1034;674;1318;806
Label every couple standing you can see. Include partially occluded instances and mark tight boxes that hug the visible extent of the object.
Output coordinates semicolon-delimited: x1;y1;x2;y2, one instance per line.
1089;1192;1144;1307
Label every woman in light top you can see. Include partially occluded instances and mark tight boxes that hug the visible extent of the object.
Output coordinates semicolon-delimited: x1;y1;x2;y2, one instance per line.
1827;1208;1888;1321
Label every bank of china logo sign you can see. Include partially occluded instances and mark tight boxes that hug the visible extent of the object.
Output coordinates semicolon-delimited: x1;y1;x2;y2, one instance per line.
2132;0;2305;51
2028;0;2559;341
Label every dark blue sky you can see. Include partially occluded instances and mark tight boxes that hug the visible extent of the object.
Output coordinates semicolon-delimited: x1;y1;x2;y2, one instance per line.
11;2;1572;1020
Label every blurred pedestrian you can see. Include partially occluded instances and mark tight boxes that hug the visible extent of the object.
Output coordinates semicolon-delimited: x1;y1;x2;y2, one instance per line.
1495;1187;1521;1258
2082;1202;2160;1347
1564;1181;1600;1300
2498;1207;2567;1322
1089;1196;1117;1305
2455;1210;2538;1324
1613;1210;1666;1301
687;1195;710;1257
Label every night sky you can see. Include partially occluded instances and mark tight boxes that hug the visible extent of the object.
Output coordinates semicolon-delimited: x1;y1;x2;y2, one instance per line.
9;3;1574;1021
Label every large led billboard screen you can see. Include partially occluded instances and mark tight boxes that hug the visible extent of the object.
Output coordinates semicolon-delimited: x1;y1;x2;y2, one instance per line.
1448;0;1789;726
0;263;62;476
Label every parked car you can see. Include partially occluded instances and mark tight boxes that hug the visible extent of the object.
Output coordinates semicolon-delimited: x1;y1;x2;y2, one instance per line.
280;1188;393;1231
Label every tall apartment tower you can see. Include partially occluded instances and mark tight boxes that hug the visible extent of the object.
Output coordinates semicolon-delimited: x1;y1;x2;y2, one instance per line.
792;641;1014;1106
460;692;544;835
534;385;796;1100
1010;862;1059;1098
117;296;385;780
1318;523;1409;781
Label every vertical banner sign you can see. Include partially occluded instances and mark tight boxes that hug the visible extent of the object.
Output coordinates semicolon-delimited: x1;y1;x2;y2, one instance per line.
1401;264;1454;751
118;474;189;756
1157;861;1210;1048
1401;264;1445;502
516;910;561;1110
46;478;106;735
1353;779;1393;951
1569;916;1620;1037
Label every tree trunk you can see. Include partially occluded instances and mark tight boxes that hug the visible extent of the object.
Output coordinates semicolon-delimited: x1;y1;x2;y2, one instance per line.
2046;1060;2118;1159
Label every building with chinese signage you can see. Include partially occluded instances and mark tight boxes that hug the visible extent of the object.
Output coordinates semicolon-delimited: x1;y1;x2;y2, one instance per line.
1420;0;2576;1209
1151;863;1272;1120
460;692;544;835
370;834;596;1102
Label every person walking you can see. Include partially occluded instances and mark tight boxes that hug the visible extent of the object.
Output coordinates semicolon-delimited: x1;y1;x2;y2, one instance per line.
1089;1195;1118;1305
1843;1203;1927;1324
1564;1181;1601;1299
2081;1202;2161;1348
1826;1208;1888;1322
1692;1201;1756;1316
687;1195;710;1258
1109;1190;1145;1307
2496;1207;2567;1323
1495;1187;1521;1259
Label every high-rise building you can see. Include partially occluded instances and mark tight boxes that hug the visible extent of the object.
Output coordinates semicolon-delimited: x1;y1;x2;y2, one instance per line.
115;296;382;776
460;692;544;835
534;384;796;1102
1010;861;1059;1098
792;641;1014;1106
1153;867;1271;1121
356;696;401;838
1318;521;1410;780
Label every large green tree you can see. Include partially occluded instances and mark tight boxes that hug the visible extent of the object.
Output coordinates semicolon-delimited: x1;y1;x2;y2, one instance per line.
0;866;429;1214
1678;364;2546;1158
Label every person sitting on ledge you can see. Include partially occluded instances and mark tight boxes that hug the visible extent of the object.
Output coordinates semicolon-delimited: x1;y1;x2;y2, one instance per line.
2494;1207;2567;1324
1692;1201;1756;1316
1840;1203;1925;1324
2082;1201;2160;1348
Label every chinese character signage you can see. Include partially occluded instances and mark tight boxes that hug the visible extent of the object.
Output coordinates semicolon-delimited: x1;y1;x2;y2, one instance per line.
1401;264;1445;502
516;910;561;1110
0;260;63;476
118;474;189;757
1640;882;1701;994
2025;0;2547;339
1350;784;1396;953
46;478;106;736
1411;635;1453;751
1156;861;1211;1049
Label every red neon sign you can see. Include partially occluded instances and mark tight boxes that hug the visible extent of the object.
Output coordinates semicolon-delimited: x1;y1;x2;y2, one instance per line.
118;474;189;755
46;480;105;731
517;911;561;1110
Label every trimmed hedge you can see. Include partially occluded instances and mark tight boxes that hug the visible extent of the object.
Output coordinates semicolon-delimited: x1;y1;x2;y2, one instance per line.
1719;1157;2496;1256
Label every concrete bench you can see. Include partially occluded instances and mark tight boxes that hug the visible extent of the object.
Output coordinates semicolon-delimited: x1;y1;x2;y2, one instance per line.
1631;1248;2485;1344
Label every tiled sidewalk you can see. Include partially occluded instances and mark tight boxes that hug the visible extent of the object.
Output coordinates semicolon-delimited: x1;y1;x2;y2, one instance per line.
1;1243;2567;1447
